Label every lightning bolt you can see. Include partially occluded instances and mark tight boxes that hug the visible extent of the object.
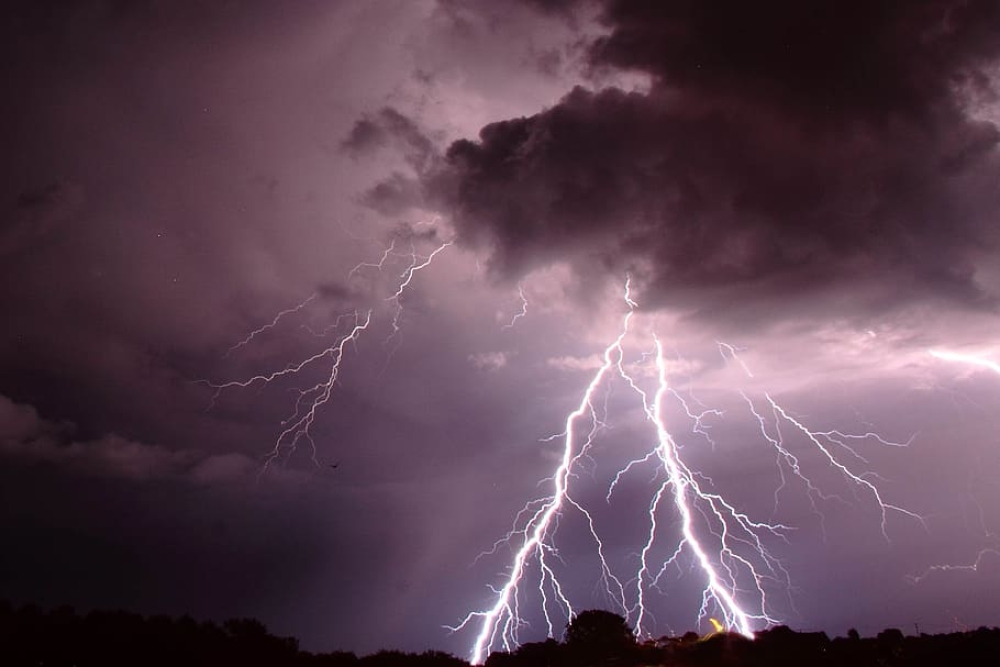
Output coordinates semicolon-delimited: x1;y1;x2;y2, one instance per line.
906;547;1000;584
501;283;529;331
449;282;637;664
384;239;453;342
929;349;1000;375
755;394;920;538
208;309;373;474
454;282;782;663
224;292;319;358
456;283;922;664
721;344;922;540
629;333;785;640
904;347;1000;585
203;225;450;474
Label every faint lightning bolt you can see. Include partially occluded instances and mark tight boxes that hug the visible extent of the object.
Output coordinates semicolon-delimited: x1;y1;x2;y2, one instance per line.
720;344;922;540
385;240;453;341
502;283;529;331
204;226;450;474
762;397;922;538
907;348;1000;584
348;237;399;280
717;341;754;378
929;349;1000;375
906;547;1000;584
208;309;373;474
224;292;319;358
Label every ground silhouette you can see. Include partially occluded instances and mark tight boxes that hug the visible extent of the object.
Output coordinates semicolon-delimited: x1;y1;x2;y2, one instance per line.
2;602;999;666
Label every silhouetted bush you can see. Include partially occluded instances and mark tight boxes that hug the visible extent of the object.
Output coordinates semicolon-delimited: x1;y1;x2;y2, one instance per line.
564;609;639;666
513;638;565;667
0;602;323;667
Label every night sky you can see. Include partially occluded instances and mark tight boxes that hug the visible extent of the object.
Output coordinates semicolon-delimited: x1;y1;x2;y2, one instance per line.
4;0;1000;659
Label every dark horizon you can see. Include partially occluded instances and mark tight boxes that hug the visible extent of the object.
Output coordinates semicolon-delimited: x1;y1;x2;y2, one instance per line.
3;600;1000;667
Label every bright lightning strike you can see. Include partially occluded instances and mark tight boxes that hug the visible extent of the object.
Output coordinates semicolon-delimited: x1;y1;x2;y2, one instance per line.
449;283;637;664
456;283;922;664
631;333;783;640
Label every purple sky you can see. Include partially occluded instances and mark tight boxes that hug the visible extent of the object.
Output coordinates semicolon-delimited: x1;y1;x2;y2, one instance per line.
4;0;1000;658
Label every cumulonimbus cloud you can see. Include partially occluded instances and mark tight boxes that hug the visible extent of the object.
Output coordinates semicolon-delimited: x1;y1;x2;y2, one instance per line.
364;1;1000;327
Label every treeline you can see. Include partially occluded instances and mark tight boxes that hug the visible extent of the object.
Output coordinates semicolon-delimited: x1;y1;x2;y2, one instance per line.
2;602;999;667
486;610;1000;667
0;600;467;667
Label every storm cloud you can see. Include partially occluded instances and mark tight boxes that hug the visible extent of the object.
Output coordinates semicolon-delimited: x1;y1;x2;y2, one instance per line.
416;0;1000;324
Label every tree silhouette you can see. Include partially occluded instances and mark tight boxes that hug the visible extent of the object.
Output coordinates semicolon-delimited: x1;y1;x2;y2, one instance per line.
565;610;634;649
5;599;1000;667
564;610;636;665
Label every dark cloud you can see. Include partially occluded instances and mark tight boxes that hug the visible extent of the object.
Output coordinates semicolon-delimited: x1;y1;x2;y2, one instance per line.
316;282;354;302
423;0;1000;324
589;0;1000;125
0;392;255;483
2;181;86;257
343;107;438;173
522;0;582;16
344;108;440;216
362;172;425;216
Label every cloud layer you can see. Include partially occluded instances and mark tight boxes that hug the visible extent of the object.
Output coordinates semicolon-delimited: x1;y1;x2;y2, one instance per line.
407;0;1000;326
